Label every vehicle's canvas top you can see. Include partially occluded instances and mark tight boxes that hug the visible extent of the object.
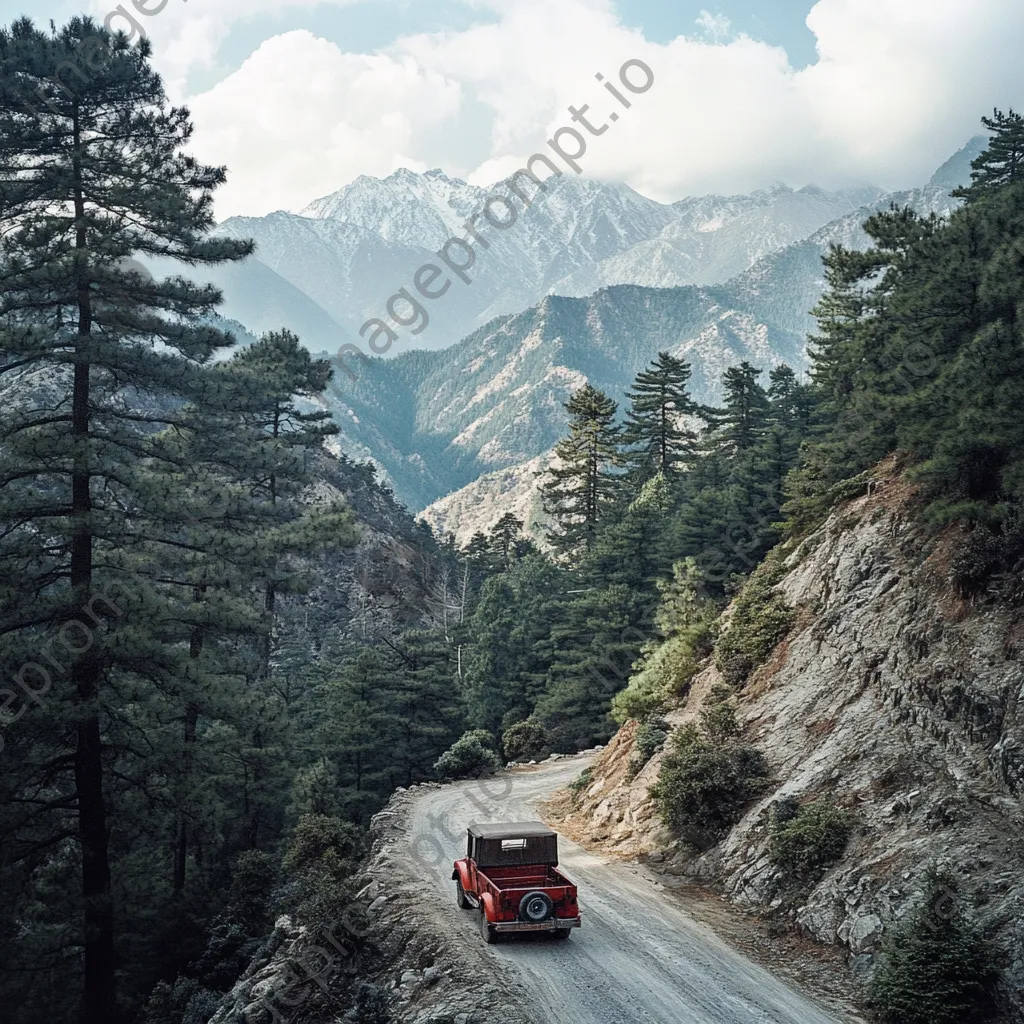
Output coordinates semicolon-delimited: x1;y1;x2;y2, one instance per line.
467;821;555;839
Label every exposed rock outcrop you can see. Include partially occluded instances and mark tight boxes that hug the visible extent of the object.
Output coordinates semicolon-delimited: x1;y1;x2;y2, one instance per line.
558;478;1024;1012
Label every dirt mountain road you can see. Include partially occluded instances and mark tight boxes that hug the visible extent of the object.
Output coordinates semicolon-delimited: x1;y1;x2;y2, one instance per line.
398;754;855;1024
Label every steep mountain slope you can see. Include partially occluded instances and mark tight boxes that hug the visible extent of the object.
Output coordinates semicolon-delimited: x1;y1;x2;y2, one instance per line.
323;283;806;510
554;474;1024;1016
417;453;554;547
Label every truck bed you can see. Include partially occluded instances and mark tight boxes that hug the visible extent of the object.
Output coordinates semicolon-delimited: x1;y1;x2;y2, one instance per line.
479;865;572;890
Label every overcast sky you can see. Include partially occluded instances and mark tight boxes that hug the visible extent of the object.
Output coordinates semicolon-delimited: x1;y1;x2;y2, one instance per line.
4;0;1023;219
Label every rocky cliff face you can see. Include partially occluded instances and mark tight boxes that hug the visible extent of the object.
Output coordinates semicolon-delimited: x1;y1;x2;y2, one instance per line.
557;477;1024;1012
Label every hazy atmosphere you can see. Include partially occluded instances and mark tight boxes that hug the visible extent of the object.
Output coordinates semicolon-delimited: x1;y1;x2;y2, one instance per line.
2;3;1024;1024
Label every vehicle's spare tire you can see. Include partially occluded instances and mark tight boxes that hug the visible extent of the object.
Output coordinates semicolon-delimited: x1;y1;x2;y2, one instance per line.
519;891;555;923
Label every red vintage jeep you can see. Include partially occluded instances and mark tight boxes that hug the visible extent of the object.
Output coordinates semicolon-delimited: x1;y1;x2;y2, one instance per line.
451;821;581;943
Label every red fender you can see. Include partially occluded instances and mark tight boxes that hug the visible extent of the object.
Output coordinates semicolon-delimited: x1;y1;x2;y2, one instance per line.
479;892;497;922
452;858;473;889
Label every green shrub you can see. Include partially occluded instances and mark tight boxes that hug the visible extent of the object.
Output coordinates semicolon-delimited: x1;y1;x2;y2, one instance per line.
769;799;850;881
568;766;594;802
611;667;669;723
434;731;500;779
190;919;264;993
502;718;548;760
650;724;769;848
182;987;221;1024
289;756;341;819
612;560;719;724
771;794;800;826
699;684;741;742
781;470;872;539
715;552;794;686
869;868;1000;1024
948;525;1008;597
282;814;365;879
140;980;176;1024
142;978;225;1024
343;980;393;1023
625;718;669;781
611;622;713;723
460;728;498;750
224;850;278;929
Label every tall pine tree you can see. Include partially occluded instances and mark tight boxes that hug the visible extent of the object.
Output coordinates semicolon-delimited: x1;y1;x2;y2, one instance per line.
624;351;697;483
954;109;1024;201
229;329;339;678
0;19;252;1022
540;384;621;559
703;362;770;457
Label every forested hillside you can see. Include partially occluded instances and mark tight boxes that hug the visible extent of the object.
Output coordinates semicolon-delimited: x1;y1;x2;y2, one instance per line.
467;108;1024;771
0;18;469;1024
556;109;1024;1023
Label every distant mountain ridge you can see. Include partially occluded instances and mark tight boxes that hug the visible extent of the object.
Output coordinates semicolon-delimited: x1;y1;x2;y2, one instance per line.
320;280;807;512
207;170;886;355
411;181;963;540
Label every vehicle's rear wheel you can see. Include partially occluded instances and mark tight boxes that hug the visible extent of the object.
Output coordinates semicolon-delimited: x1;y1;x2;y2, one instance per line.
456;879;470;909
480;909;496;944
552;927;571;941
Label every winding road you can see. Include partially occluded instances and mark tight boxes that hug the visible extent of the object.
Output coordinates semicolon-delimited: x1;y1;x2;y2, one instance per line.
400;754;853;1024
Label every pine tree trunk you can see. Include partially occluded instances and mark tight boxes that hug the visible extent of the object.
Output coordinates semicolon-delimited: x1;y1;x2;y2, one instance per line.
259;580;276;678
174;578;207;892
172;700;199;892
71;104;115;1024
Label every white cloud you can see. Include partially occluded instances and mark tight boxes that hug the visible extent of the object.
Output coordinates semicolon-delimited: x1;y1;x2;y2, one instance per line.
159;0;1024;217
86;0;364;98
185;31;462;216
695;11;733;42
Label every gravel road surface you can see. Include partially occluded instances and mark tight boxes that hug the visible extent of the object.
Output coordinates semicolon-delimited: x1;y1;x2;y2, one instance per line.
399;755;850;1024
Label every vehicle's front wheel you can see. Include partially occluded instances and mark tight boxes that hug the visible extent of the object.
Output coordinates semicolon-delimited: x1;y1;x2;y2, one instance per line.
456;879;470;909
480;909;496;944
